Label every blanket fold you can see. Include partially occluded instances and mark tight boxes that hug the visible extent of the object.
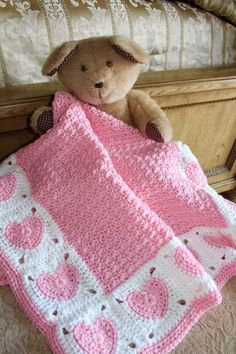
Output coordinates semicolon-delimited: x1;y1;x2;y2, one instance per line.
0;91;235;354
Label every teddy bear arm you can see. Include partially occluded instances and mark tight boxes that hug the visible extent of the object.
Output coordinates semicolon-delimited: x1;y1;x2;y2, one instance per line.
30;106;54;135
128;89;172;142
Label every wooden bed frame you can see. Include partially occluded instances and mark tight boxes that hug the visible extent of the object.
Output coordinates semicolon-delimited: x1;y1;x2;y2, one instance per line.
0;66;236;193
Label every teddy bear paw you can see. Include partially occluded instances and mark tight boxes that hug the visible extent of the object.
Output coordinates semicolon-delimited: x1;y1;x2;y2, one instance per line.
145;121;164;143
31;106;53;135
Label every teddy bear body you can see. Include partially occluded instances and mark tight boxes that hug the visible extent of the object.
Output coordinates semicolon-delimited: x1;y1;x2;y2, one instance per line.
31;36;172;143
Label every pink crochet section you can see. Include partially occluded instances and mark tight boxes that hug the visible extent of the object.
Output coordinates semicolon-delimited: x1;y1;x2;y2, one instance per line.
185;162;207;187
0;268;7;285
16;94;174;294
84;100;226;235
0;173;16;201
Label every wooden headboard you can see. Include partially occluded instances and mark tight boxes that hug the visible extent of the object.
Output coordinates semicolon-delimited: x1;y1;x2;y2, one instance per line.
0;67;236;193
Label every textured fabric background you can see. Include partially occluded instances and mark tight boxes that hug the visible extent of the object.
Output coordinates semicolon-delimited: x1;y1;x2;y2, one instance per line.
189;0;236;26
0;0;236;87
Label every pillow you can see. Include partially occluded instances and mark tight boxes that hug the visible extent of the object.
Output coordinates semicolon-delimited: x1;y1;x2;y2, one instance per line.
188;0;236;25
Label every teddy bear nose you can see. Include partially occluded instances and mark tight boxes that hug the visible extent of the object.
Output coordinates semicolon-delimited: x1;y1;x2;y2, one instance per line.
95;81;104;88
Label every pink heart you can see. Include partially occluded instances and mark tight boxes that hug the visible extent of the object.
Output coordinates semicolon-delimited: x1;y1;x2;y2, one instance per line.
37;264;79;300
127;278;168;319
74;318;116;354
185;162;207;187
5;216;43;249
0;174;16;201
195;284;203;293
204;233;236;250
188;247;200;262
175;246;204;275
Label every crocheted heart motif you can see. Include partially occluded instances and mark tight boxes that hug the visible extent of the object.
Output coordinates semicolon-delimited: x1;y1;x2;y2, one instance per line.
74;317;116;354
5;216;43;249
127;278;168;319
204;233;236;250
175;246;204;275
0;174;16;201
37;264;78;300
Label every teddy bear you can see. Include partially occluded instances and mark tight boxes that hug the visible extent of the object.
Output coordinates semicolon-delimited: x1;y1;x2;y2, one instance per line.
31;35;172;143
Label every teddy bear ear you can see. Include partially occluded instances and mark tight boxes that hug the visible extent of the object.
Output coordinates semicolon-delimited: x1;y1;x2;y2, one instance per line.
108;36;150;65
42;41;79;76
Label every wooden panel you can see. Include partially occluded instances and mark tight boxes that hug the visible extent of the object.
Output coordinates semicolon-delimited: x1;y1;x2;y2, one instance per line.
1;66;236;104
154;92;236;192
0;130;35;160
149;89;236;108
0;100;51;120
136;66;236;86
0;82;61;104
211;178;236;193
136;67;236;96
163;100;236;171
0;115;28;133
208;161;236;184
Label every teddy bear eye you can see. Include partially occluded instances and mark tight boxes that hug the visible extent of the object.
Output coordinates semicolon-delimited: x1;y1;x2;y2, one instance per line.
81;65;87;72
106;60;112;68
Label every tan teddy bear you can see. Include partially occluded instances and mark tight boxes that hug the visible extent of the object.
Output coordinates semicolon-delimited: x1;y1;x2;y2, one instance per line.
31;35;172;143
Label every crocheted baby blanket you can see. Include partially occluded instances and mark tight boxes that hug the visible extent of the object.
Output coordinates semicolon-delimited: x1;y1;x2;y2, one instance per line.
0;92;236;354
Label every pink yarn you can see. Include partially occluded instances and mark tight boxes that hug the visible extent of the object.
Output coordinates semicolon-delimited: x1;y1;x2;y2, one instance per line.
185;162;207;187
0;268;7;285
0;173;16;201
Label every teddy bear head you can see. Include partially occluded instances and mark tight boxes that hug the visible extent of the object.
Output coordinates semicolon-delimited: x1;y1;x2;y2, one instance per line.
42;36;150;106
